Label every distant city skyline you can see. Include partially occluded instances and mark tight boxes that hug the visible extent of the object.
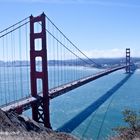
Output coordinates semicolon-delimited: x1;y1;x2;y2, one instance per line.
0;0;140;58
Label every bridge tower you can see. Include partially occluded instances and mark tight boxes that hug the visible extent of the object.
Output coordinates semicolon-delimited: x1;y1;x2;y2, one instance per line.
126;48;131;73
30;13;51;128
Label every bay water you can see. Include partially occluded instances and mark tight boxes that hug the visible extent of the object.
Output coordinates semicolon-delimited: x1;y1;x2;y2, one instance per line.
49;67;139;140
1;66;139;140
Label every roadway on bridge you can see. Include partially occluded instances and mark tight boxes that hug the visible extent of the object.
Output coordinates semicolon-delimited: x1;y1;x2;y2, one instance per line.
1;65;129;112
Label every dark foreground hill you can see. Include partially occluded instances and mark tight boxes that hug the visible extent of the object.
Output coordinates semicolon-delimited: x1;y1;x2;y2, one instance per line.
0;109;78;140
110;128;140;140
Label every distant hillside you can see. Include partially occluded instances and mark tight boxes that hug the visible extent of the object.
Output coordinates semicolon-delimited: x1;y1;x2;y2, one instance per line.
0;57;140;68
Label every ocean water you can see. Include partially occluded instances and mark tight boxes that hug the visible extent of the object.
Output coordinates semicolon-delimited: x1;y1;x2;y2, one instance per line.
49;68;139;140
1;66;139;140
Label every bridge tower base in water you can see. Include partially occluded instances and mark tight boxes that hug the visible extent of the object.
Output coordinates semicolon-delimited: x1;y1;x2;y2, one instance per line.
30;13;51;128
126;48;130;73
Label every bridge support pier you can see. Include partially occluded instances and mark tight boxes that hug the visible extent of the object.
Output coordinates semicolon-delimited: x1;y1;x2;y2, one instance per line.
30;13;51;128
126;48;131;73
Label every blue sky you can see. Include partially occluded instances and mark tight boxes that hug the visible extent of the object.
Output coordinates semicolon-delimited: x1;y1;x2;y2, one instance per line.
0;0;140;58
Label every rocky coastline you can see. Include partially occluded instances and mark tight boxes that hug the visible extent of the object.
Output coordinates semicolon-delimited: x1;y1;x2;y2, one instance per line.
0;109;78;140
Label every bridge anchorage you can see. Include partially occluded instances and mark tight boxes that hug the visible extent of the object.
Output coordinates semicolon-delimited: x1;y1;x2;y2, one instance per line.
0;12;133;129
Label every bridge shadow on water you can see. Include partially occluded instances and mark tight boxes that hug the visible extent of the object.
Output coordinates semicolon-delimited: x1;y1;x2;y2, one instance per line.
57;73;133;133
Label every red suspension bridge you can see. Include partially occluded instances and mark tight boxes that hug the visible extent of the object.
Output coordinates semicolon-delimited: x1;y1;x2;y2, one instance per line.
0;13;133;128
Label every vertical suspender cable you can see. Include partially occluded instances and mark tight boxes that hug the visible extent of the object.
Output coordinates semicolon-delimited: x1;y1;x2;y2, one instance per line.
59;33;61;86
6;31;10;103
47;19;51;89
25;22;29;97
0;39;2;105
11;31;15;102
19;27;23;99
52;25;55;88
62;35;64;84
12;26;16;103
56;30;59;86
63;39;65;84
14;27;18;102
3;36;7;104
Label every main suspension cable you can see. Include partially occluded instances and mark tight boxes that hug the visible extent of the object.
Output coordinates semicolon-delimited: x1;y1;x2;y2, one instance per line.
0;21;29;39
45;15;101;67
0;16;29;34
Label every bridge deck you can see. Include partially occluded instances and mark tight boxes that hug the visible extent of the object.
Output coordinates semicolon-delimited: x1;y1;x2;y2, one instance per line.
1;65;127;112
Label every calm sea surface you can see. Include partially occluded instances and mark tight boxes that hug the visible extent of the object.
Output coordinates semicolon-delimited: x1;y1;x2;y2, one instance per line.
1;66;139;140
50;68;139;140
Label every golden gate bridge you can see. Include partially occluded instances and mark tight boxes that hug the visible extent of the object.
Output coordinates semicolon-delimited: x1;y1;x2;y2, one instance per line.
0;13;132;129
